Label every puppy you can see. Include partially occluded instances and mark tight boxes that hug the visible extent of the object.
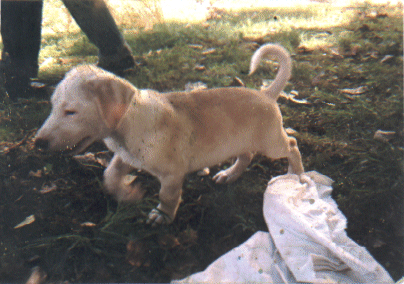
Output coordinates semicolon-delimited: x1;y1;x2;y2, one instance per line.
35;43;304;226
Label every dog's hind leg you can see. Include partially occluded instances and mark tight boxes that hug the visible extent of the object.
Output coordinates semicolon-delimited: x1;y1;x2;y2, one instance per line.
104;154;145;202
286;137;304;175
213;152;254;184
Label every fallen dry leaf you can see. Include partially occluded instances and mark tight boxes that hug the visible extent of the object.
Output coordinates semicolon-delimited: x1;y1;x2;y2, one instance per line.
31;82;47;89
80;222;97;227
280;91;310;104
14;215;36;229
289;97;309;104
229;76;245;87
185;81;207;92
194;64;206;71
29;170;43;178
73;151;112;167
297;45;315;53
369;51;379;59
380;55;393;63
39;182;57;194
373;130;396;142
330;49;344;58
202;48;216;55
188;44;203;49
340;86;367;95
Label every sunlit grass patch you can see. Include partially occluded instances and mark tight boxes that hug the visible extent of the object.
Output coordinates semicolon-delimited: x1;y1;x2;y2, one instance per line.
299;31;337;51
0;0;403;282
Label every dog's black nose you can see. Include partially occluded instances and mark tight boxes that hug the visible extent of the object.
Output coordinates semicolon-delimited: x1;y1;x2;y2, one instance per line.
34;138;49;150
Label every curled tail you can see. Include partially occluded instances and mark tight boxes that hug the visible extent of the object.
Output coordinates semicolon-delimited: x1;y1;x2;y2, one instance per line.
249;43;292;100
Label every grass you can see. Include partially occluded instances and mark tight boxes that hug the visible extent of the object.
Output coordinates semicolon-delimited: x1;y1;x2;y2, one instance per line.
0;0;403;282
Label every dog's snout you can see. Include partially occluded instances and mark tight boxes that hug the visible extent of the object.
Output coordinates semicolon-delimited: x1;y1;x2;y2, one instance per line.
34;138;49;150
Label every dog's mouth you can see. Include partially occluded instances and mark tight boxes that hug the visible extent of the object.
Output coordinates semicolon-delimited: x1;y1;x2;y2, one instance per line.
63;136;94;155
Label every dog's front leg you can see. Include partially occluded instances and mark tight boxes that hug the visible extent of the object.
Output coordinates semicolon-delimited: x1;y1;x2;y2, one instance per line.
104;154;146;202
147;174;184;226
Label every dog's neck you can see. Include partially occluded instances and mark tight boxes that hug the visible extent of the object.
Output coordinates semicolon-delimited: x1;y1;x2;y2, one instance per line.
110;89;172;144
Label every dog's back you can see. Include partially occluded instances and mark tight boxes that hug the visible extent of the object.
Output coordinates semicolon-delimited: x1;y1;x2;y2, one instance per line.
160;87;284;172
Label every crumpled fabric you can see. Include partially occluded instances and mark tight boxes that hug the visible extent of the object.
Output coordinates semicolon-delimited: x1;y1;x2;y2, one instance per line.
173;231;290;283
264;171;393;283
173;171;394;284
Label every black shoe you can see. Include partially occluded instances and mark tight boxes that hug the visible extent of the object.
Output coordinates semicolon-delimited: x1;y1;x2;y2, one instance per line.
96;44;136;77
0;72;30;101
0;59;47;101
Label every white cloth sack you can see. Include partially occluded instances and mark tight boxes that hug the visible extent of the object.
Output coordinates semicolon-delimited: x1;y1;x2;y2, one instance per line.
173;171;394;283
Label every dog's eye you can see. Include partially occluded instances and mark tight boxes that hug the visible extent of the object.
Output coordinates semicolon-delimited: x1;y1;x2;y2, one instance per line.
64;110;76;116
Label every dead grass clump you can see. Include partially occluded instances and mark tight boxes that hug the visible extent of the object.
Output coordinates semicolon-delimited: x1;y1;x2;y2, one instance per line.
0;1;403;282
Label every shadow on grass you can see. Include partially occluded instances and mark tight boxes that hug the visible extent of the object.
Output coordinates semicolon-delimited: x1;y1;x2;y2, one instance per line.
0;2;403;282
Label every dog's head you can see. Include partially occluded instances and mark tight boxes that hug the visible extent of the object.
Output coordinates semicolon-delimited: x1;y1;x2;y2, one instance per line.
35;65;137;154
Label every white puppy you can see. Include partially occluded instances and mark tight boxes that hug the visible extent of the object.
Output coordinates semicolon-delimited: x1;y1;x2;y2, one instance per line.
35;43;304;225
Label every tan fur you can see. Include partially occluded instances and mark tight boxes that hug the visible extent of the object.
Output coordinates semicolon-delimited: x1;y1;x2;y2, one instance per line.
35;43;304;225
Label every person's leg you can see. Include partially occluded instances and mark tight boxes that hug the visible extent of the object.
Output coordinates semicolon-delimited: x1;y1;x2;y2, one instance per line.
62;0;134;74
1;0;43;99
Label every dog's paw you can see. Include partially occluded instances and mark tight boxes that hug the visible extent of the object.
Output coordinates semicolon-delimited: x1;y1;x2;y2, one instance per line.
115;183;146;203
212;169;239;184
146;209;172;227
298;173;312;186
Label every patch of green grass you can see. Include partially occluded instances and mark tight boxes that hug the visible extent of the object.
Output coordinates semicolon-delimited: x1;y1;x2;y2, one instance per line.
0;101;51;141
0;0;403;282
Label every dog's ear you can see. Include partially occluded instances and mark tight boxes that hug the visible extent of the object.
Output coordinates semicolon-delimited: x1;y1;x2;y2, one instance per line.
85;75;136;129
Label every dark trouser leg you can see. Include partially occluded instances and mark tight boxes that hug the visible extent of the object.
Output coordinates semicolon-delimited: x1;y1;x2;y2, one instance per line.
1;0;43;77
62;0;122;56
1;0;43;99
62;0;134;73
